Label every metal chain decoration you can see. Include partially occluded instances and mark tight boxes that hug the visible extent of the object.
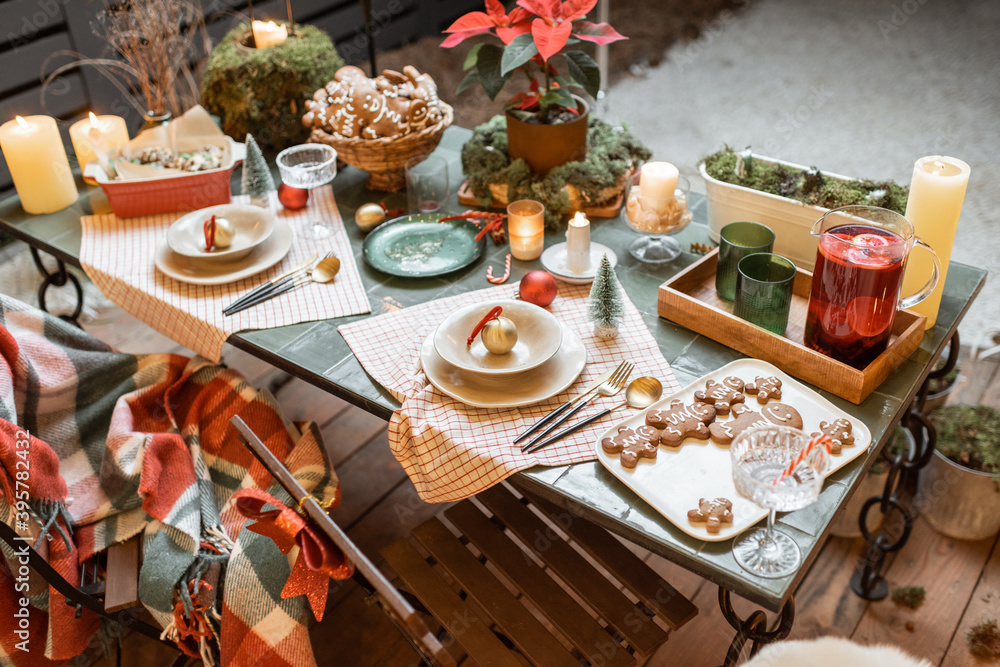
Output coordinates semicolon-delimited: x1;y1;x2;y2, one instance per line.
850;332;959;600
719;587;795;666
30;247;84;328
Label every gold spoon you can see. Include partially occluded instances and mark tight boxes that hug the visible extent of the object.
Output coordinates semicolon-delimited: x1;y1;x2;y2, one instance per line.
525;376;664;453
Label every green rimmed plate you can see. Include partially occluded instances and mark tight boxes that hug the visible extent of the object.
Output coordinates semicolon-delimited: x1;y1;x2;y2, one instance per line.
362;213;486;277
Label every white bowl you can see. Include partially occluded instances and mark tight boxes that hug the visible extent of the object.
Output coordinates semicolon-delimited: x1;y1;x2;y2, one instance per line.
433;300;563;376
166;204;276;262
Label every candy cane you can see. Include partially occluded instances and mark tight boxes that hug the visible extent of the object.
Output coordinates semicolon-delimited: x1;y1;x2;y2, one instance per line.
486;253;512;284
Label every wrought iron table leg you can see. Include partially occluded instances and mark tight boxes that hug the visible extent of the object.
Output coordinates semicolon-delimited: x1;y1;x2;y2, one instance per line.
29;247;84;327
850;332;958;600
718;587;794;666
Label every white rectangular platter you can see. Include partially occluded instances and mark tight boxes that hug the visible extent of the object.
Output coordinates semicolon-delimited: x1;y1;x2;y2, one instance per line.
594;358;872;542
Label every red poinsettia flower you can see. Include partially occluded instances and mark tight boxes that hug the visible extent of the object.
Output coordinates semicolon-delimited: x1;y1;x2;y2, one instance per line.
442;0;532;47
516;0;626;60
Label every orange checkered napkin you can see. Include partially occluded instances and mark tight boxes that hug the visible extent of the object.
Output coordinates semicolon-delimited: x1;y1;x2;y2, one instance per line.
80;186;370;362
338;282;679;503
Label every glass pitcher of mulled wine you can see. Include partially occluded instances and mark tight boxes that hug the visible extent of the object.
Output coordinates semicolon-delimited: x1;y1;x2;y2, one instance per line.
804;206;940;369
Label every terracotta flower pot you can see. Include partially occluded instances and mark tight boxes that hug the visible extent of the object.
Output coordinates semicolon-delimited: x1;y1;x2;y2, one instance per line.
506;96;589;174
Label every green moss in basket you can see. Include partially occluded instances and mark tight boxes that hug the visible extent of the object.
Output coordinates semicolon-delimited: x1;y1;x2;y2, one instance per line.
461;115;650;228
200;24;344;152
968;618;1000;658
700;147;909;214
891;585;926;610
931;405;1000;474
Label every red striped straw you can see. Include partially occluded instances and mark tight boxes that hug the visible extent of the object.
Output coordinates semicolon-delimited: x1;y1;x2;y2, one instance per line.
773;434;832;485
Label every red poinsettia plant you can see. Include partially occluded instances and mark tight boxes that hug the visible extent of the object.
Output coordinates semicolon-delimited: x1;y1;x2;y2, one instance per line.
442;0;626;123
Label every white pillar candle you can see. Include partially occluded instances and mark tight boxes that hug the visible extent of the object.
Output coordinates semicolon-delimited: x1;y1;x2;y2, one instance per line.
507;199;545;260
566;211;591;273
639;161;679;200
69;112;129;171
900;155;971;330
252;20;288;48
0;115;78;214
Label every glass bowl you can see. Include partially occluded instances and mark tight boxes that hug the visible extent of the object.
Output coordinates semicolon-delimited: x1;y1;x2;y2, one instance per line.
276;144;338;189
621;172;692;263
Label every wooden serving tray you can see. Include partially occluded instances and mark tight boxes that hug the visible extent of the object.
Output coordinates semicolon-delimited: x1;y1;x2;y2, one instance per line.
657;248;926;404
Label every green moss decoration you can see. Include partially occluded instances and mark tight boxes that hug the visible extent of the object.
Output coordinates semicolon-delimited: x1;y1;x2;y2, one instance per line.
931;405;1000;474
200;24;344;152
461;115;651;227
968;619;1000;658
891;585;926;609
700;147;909;215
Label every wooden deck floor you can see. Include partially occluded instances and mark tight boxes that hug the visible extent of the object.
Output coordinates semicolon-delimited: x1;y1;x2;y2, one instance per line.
60;296;1000;666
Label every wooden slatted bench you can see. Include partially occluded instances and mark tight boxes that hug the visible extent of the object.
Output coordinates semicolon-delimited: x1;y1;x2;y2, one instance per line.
382;483;698;666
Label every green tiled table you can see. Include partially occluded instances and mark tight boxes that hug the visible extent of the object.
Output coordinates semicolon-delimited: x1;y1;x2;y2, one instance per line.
0;127;986;623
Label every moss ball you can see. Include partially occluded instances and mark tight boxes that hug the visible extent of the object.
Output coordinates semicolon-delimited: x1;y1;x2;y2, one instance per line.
200;23;344;151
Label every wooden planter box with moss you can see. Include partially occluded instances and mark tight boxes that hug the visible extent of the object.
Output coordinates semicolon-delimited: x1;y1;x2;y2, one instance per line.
699;148;909;270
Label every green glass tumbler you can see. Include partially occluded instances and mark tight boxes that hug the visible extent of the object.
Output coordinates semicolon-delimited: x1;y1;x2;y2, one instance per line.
716;221;775;301
733;253;797;335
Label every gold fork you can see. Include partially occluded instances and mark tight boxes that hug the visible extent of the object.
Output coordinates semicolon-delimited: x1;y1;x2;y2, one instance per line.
520;360;634;452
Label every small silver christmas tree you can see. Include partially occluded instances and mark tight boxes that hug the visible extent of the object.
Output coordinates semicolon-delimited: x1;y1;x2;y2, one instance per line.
241;133;275;207
589;254;625;339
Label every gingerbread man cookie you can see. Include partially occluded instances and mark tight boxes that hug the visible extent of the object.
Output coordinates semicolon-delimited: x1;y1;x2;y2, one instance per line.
811;418;855;455
687;497;734;534
645;400;716;446
694;376;746;415
601;425;660;469
708;402;804;444
744;376;782;404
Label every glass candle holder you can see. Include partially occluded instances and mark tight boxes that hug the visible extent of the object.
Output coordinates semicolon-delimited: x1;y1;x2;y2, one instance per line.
276;144;338;189
622;172;692;263
507;199;545;260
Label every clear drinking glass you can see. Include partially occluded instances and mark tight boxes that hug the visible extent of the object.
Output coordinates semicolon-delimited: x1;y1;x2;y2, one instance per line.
730;424;829;578
406;155;449;214
276;144;338;239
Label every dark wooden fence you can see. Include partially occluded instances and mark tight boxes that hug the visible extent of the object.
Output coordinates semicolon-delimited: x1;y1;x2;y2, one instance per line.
0;0;480;193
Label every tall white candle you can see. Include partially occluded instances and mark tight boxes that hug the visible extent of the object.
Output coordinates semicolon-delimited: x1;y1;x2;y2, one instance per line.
69;112;129;170
252;20;288;48
900;155;971;330
0;115;78;214
566;211;591;273
507;199;545;260
639;161;679;200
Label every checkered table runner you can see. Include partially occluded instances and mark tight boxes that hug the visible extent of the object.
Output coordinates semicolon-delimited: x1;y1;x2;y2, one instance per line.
80;186;370;362
338;281;680;502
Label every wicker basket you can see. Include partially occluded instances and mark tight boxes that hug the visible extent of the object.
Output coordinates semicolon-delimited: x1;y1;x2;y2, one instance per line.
307;102;454;192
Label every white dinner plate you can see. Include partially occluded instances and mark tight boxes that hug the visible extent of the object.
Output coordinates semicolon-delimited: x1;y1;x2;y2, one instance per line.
420;323;586;409
155;217;293;285
594;358;872;542
541;242;618;285
166;204;276;261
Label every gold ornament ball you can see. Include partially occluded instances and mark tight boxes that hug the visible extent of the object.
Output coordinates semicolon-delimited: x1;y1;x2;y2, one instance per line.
482;317;517;354
355;203;386;232
213;217;236;248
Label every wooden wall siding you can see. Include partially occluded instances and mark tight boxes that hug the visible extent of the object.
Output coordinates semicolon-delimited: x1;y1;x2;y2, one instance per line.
0;0;482;196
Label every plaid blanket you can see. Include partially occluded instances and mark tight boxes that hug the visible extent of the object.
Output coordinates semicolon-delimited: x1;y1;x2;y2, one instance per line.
0;294;343;666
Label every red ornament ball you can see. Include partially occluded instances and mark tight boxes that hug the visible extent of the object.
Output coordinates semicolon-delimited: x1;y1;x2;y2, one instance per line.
278;183;309;210
519;270;558;307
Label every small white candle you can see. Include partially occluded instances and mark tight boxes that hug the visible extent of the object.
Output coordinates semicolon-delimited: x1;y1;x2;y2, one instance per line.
69;112;129;171
0;115;78;214
507;199;545;260
639;161;679;201
252;20;288;48
900;155;971;329
566;211;591;273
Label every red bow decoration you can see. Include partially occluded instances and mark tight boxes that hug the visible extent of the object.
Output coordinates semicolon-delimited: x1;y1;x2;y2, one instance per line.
233;488;353;620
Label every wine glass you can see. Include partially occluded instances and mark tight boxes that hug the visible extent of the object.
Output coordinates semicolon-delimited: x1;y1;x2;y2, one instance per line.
277;144;338;239
730;424;830;578
621;173;692;263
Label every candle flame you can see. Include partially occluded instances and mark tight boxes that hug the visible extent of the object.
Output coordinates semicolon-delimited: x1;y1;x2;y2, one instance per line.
571;211;588;226
15;116;29;129
88;112;99;128
266;20;278;28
